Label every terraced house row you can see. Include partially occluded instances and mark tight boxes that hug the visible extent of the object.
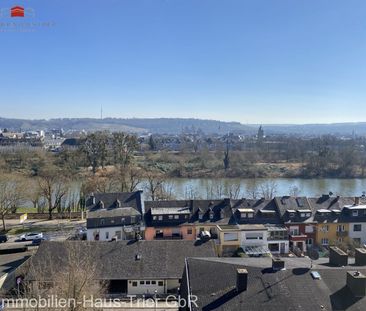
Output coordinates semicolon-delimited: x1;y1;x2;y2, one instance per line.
86;191;366;256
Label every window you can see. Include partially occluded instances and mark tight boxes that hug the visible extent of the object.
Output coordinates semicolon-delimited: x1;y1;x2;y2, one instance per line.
168;215;173;219
199;214;203;220
153;216;157;220
223;233;238;241
289;213;295;218
352;210;359;217
187;228;193;235
174;215;179;219
248;213;254;218
306;212;311;217
140;281;145;285
152;281;156;285
306;238;313;245
353;224;362;232
100;219;105;225
158;281;164;286
322;225;329;232
110;219;115;224
321;238;329;245
305;225;313;233
158;216;163;221
300;213;305;218
132;282;137;287
289;227;299;236
131;216;136;223
121;217;125;222
336;225;345;232
105;232;109;239
146;281;151;285
209;213;214;220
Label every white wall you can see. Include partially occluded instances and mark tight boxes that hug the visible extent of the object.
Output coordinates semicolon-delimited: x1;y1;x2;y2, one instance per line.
239;230;268;247
127;279;166;295
349;223;366;245
87;227;124;241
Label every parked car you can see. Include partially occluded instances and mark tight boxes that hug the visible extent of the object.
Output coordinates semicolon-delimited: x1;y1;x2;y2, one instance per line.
19;232;43;241
0;234;8;243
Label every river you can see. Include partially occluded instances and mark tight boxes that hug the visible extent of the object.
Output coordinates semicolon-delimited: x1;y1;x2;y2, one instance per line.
159;178;366;199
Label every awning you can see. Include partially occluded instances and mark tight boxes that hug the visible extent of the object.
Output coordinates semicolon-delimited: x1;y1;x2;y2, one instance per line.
243;245;270;255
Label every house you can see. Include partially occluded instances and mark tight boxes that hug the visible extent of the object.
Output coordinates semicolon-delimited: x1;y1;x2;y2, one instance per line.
180;256;366;311
274;196;316;253
86;191;144;241
342;198;366;246
232;198;289;254
22;240;216;296
308;195;355;247
144;199;234;241
144;200;194;240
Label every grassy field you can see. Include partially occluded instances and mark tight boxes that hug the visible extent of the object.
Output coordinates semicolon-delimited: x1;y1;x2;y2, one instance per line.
15;207;39;213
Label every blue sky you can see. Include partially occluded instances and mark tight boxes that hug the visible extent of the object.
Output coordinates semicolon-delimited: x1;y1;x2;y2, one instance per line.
1;0;366;124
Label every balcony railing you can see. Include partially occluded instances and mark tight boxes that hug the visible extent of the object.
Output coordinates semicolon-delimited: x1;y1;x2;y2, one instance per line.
154;235;183;240
336;231;348;237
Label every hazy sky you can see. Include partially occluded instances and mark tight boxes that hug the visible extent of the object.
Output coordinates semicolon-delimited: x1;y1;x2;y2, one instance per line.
1;0;366;124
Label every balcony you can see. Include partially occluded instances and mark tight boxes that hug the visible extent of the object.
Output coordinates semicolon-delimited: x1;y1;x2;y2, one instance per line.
336;231;348;237
154;235;183;240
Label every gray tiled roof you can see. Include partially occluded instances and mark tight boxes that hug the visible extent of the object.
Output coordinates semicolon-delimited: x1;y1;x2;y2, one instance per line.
26;240;216;281
184;257;366;311
86;191;143;214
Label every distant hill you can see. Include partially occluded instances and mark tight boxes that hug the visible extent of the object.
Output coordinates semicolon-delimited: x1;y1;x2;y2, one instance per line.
260;123;366;136
1;117;366;136
0;117;253;134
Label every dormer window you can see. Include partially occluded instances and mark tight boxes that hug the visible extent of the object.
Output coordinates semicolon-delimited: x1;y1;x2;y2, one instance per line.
158;216;163;221
153;216;157;220
115;199;121;208
99;201;105;209
168;215;173;220
198;210;203;220
220;209;225;219
209;210;214;220
352;210;359;217
174;215;179;220
289;213;295;218
238;208;254;219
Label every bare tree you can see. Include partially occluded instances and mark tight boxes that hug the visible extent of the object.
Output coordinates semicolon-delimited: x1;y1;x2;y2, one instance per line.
0;176;25;231
258;181;278;199
21;242;106;311
38;169;69;219
289;185;301;197
227;182;242;199
246;183;259;199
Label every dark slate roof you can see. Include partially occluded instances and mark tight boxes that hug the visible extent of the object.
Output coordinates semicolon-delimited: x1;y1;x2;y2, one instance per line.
184;257;366;311
274;196;316;223
26;240;216;281
309;196;366;224
231;198;282;225
144;199;235;227
190;199;234;225
86;191;143;214
61;138;81;146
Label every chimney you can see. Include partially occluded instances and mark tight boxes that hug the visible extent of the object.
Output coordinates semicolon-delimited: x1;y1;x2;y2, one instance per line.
355;197;360;206
329;246;348;267
272;257;285;271
355;248;366;266
236;268;248;292
347;271;366;297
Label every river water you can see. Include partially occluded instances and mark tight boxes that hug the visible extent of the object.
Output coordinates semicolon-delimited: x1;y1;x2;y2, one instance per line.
161;178;366;199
